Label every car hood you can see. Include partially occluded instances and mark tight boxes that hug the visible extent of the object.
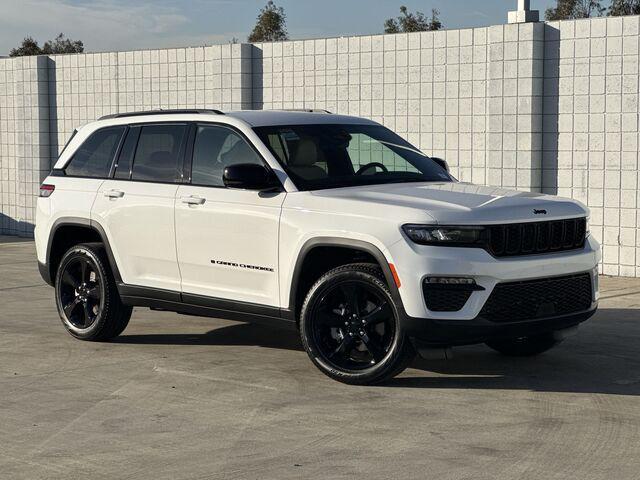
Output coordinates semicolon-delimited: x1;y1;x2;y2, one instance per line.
308;182;588;224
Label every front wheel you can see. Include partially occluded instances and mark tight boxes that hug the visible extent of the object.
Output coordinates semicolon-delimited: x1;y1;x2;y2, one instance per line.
485;333;561;357
299;263;415;385
55;243;132;341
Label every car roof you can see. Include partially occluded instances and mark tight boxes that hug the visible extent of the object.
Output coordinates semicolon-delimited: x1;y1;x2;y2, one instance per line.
225;110;379;127
93;109;379;128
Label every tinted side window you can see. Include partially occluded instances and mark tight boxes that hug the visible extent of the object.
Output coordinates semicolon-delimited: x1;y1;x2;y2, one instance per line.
191;125;263;187
131;124;187;183
65;127;125;178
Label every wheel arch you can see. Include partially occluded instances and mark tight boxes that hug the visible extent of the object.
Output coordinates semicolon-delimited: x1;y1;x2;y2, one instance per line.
287;237;404;321
44;217;122;286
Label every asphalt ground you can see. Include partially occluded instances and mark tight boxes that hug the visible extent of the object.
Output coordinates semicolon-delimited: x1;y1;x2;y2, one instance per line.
1;238;639;479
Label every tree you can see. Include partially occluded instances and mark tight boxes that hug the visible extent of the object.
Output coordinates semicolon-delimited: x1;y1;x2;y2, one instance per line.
42;33;84;55
384;6;442;33
545;0;605;20
248;1;288;42
9;33;83;57
9;37;43;57
609;0;640;16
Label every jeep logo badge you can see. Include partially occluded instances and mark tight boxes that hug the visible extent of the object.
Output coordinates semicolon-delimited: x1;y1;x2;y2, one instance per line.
533;209;547;215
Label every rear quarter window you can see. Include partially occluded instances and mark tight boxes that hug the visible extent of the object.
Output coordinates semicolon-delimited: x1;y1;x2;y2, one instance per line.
64;127;126;178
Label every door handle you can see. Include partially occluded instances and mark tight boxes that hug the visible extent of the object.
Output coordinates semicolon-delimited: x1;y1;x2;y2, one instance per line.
181;195;206;205
104;189;125;198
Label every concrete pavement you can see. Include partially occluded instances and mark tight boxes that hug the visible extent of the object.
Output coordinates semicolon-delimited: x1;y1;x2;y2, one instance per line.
1;239;639;479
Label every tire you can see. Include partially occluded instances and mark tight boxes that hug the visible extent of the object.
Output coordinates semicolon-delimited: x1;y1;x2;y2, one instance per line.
299;263;415;385
485;333;561;357
54;242;132;341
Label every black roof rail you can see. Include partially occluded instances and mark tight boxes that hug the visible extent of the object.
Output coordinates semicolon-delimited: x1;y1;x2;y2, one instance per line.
98;109;224;120
283;109;332;114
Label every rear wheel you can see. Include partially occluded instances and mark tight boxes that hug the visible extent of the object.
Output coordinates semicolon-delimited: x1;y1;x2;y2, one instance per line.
299;263;415;385
486;333;561;357
55;243;132;341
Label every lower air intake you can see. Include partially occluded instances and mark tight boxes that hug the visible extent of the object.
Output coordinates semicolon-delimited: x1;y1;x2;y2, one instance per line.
479;273;593;323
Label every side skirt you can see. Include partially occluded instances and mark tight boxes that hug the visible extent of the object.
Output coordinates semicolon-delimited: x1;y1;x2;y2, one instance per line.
118;284;297;331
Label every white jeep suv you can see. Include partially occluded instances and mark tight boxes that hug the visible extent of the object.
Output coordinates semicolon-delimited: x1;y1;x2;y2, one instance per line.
35;109;600;384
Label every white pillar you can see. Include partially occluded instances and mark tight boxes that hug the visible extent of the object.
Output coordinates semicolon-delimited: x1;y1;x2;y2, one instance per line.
508;0;539;23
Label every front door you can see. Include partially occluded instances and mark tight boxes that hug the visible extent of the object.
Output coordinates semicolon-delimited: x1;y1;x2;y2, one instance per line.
175;124;285;307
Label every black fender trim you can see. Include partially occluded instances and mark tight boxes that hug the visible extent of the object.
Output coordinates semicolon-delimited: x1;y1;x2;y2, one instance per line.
89;219;123;283
44;216;123;285
38;261;52;286
287;237;405;315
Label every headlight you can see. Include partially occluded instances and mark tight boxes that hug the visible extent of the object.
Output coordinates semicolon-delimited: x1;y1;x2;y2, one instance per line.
402;224;485;246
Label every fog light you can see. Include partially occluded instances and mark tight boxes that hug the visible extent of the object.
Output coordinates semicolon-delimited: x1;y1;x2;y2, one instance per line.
426;277;476;285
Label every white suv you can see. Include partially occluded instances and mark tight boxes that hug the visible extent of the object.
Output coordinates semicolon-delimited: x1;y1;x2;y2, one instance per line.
35;109;600;384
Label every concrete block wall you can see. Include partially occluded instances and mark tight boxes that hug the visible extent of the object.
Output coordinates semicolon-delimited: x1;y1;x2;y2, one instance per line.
48;43;252;157
253;23;544;191
542;16;640;276
0;56;49;236
0;15;639;277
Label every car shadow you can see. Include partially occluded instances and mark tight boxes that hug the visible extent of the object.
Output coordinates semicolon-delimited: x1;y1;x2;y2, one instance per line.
391;307;640;396
115;308;640;396
114;322;303;352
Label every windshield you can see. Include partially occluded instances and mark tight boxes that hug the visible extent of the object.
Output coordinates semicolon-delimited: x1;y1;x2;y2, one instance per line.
253;124;453;191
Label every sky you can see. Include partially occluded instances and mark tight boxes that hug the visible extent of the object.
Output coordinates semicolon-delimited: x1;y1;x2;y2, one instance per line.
0;0;561;55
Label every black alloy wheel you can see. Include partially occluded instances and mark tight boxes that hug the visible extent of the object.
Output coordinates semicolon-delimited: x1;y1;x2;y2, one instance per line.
300;263;415;385
58;256;103;330
55;243;132;341
310;280;395;370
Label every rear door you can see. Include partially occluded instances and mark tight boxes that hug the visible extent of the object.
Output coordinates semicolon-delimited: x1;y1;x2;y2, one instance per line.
175;123;285;307
50;126;126;224
92;123;188;293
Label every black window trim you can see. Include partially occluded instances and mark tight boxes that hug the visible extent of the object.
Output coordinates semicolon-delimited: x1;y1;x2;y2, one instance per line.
60;126;127;180
110;126;137;180
184;121;283;191
181;123;197;184
58;128;78;158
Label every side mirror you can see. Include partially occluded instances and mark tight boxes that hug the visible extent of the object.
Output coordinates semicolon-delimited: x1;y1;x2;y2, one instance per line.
431;157;449;172
223;163;281;191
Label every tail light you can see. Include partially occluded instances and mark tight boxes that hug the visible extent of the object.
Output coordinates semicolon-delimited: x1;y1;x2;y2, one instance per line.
39;184;55;198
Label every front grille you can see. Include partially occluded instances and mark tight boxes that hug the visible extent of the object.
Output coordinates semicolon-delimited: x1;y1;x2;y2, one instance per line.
423;288;472;312
479;273;593;323
488;218;587;257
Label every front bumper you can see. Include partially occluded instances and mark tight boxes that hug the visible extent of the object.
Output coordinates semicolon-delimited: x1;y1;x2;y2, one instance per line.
387;233;600;345
388;235;601;319
403;304;597;347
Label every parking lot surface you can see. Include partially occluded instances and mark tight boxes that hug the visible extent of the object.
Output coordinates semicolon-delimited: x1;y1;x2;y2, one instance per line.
1;239;639;480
